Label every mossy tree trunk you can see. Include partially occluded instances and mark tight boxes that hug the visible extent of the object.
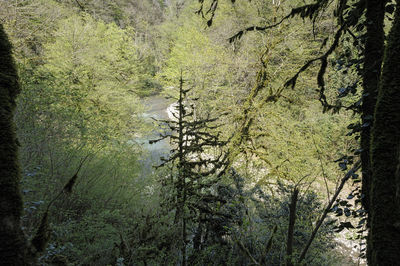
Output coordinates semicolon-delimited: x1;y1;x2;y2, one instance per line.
0;23;29;265
368;1;400;263
361;0;387;218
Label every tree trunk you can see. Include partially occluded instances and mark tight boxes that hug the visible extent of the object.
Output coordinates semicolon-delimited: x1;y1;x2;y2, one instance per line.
361;0;387;217
0;23;29;265
368;1;400;263
286;188;298;266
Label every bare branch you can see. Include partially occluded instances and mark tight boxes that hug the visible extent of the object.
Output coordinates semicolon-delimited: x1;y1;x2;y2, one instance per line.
298;160;361;263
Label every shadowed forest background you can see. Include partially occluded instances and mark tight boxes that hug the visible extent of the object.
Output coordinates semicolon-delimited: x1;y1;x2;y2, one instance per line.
0;0;399;265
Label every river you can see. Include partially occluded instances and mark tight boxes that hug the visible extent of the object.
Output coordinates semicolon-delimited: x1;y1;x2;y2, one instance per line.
138;94;173;177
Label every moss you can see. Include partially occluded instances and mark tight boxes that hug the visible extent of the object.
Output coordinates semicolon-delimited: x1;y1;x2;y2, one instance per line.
368;0;400;263
361;0;386;217
0;23;28;265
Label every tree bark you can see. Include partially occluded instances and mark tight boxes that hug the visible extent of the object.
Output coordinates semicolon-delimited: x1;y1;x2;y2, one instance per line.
0;23;29;265
361;0;387;217
368;1;400;263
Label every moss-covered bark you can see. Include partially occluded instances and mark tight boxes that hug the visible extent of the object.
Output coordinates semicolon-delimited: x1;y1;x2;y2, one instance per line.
361;0;387;217
368;1;400;263
0;23;29;265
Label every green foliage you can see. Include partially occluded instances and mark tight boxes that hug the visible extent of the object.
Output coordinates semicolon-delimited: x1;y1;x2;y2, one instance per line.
0;0;367;264
245;97;355;187
157;12;230;105
179;172;343;265
2;2;158;264
21;145;156;264
49;209;129;265
36;13;143;141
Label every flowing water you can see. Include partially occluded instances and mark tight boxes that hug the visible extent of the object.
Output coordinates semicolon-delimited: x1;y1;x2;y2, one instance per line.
138;94;173;177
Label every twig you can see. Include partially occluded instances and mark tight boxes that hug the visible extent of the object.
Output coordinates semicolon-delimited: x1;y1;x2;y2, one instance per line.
312;134;331;201
75;0;85;11
236;240;260;265
298;160;361;263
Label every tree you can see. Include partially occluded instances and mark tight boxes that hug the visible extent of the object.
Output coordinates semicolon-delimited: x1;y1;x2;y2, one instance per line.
38;13;143;141
13;11;146;164
368;0;400;263
196;0;400;263
1;9;147;264
361;0;387;224
151;76;228;265
0;23;29;266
